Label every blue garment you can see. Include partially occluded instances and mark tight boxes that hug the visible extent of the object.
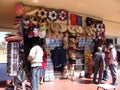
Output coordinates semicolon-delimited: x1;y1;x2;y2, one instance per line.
52;47;66;66
30;66;40;90
103;67;109;80
93;64;103;84
76;15;82;26
93;51;105;84
103;58;109;80
109;63;118;86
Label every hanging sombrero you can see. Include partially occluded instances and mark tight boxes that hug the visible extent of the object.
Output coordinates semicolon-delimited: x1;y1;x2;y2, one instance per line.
39;19;47;25
50;22;60;33
96;23;101;31
51;32;57;39
96;23;105;32
26;9;39;16
69;43;77;49
74;25;84;34
46;29;52;38
90;24;97;32
58;32;64;39
59;24;67;32
30;15;38;25
67;25;76;34
69;38;76;43
58;10;68;21
85;26;93;36
37;9;48;19
48;10;58;21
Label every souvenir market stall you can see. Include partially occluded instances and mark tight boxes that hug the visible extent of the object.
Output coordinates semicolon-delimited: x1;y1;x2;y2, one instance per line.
15;2;106;79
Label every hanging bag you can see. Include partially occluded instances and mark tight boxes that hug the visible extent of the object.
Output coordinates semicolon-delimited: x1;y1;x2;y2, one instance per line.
15;67;26;83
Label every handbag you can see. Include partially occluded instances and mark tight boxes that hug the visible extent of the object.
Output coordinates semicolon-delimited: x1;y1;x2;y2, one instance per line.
15;67;26;83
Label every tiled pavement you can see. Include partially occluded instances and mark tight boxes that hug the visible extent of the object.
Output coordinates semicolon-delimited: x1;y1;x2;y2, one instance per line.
0;70;120;90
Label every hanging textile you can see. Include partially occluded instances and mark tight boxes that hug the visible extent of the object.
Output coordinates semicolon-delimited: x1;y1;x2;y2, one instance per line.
7;42;19;76
52;46;67;66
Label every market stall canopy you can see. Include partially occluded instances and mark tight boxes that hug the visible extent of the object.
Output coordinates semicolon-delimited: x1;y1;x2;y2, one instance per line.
0;0;120;30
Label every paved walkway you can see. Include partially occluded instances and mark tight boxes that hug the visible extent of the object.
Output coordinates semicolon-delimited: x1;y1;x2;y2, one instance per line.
0;70;120;90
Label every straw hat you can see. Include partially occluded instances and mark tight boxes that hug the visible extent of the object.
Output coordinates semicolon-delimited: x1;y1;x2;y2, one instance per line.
39;19;47;25
68;25;76;34
51;32;57;39
90;25;97;32
48;10;58;21
59;24;67;32
69;38;76;43
85;26;93;36
58;32;64;39
26;9;38;16
37;9;48;19
74;25;81;33
46;29;52;38
69;42;75;46
75;25;84;34
69;43;77;49
64;32;69;37
68;50;76;61
58;10;68;21
50;22;60;33
30;16;38;26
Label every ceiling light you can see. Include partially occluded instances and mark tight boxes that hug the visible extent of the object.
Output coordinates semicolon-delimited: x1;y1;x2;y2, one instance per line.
32;0;39;3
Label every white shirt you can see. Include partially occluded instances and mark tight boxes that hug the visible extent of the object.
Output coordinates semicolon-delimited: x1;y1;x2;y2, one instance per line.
29;45;43;67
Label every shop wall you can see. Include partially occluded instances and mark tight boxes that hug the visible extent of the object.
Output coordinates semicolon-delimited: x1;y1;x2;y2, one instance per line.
104;21;120;37
0;28;17;33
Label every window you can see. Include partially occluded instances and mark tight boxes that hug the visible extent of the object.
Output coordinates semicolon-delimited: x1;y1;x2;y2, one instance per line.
0;32;10;63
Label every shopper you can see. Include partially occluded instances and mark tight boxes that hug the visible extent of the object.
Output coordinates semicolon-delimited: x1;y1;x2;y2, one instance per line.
93;47;105;84
28;41;43;90
108;43;118;86
103;46;110;81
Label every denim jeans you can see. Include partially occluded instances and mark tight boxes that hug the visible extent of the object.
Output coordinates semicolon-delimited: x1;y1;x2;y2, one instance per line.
93;63;103;84
103;66;109;80
109;62;118;86
30;66;40;90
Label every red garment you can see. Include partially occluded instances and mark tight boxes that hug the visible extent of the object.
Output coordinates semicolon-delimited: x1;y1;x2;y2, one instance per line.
70;14;77;25
104;51;109;59
42;50;47;68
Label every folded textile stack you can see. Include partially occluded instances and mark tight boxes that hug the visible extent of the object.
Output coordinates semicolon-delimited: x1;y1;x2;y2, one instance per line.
5;33;23;42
